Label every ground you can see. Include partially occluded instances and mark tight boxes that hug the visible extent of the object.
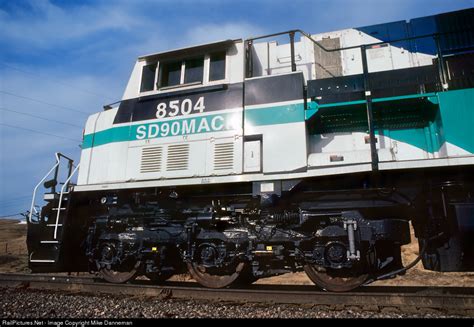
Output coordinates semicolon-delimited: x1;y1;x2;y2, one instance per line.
1;219;473;287
0;219;29;274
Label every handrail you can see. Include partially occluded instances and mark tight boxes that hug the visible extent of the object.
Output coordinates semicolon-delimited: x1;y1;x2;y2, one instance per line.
244;26;472;176
28;153;60;224
246;28;473;53
57;152;75;163
53;163;80;239
245;27;473;84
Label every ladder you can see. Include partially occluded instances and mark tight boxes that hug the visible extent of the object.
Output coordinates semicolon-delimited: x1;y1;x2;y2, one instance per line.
27;153;80;269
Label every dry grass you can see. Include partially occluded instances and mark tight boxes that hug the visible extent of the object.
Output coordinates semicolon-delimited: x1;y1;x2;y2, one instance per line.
0;219;29;273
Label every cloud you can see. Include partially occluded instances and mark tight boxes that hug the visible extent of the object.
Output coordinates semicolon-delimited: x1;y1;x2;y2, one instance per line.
184;22;265;46
0;0;145;50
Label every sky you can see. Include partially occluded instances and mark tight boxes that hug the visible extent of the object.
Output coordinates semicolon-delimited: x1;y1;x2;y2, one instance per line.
0;0;473;219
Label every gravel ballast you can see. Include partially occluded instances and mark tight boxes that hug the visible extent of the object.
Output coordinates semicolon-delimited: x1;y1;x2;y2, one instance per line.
1;287;471;318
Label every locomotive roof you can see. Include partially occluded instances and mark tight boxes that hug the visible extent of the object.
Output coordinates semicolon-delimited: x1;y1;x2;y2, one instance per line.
138;39;239;62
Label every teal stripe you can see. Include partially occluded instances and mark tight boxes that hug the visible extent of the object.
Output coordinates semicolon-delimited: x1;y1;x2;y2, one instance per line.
82;133;94;149
245;102;305;127
84;125;131;148
317;99;366;108
83;103;306;149
372;92;436;103
378;127;437;153
305;108;318;120
438;88;474;153
82;112;241;149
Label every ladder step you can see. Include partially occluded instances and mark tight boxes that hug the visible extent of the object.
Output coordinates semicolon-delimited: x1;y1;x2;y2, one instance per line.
43;193;58;201
40;240;59;244
52;208;67;211
46;224;63;227
30;259;56;263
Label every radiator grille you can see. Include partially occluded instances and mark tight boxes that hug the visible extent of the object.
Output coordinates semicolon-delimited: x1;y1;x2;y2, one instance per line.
166;144;190;171
140;146;163;173
214;142;234;170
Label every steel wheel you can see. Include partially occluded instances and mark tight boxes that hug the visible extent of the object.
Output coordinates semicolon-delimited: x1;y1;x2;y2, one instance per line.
97;242;141;284
187;261;246;288
304;265;368;292
100;261;141;283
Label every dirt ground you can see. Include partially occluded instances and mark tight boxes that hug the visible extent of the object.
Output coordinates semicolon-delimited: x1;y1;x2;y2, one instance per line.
0;220;29;274
1;219;473;287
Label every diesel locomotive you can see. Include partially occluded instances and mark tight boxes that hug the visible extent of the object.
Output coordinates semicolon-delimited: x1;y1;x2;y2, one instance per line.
27;8;474;291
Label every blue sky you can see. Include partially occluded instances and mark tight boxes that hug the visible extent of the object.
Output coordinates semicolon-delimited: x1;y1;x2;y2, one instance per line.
0;0;472;218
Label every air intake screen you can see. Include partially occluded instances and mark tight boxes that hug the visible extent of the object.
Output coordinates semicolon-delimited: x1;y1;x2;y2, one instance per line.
166;144;190;171
214;142;234;170
140;146;163;173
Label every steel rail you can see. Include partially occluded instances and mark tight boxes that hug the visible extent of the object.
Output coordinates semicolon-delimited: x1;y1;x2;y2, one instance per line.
0;273;473;312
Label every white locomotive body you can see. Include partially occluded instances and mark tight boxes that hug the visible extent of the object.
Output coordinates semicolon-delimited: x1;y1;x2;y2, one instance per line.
27;9;474;291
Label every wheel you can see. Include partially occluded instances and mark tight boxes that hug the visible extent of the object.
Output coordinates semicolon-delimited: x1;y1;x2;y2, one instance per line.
187;261;247;288
97;242;141;284
187;242;249;288
145;271;174;284
100;261;140;283
304;265;368;292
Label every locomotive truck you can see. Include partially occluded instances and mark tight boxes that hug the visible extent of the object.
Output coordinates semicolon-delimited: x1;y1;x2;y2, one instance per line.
27;8;474;291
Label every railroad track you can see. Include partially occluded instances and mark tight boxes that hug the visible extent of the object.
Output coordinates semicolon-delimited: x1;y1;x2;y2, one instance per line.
0;273;473;314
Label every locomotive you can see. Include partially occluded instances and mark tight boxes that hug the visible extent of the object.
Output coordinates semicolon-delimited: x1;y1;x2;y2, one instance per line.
27;8;474;292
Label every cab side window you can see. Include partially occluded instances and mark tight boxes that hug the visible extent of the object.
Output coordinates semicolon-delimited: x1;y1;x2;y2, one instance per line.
209;52;226;81
140;63;157;92
159;61;181;88
184;57;204;84
141;50;227;92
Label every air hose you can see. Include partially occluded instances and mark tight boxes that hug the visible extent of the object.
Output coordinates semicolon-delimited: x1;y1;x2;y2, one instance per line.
364;232;444;285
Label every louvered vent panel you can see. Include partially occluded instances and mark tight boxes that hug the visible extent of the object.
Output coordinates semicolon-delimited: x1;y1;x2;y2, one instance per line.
214;142;234;170
166;144;190;171
140;146;163;173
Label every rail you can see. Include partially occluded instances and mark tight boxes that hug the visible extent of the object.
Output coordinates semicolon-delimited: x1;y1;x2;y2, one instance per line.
0;273;472;313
